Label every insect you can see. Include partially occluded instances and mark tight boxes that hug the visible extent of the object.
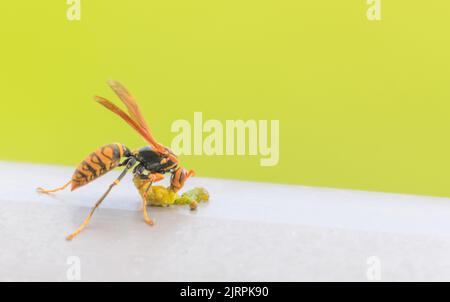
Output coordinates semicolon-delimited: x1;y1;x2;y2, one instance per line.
37;80;195;240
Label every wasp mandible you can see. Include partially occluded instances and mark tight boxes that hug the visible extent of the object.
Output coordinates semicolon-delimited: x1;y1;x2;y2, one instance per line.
37;81;195;240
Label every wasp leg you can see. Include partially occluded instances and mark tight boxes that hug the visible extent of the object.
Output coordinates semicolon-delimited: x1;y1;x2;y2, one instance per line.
139;173;164;226
37;180;72;194
66;159;136;241
141;196;153;226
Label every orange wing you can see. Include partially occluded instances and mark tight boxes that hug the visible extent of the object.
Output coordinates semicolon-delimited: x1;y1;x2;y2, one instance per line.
94;96;163;151
94;81;166;151
95;81;179;164
107;80;150;132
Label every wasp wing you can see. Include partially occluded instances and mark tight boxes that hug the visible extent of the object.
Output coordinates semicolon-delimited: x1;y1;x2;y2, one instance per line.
94;95;164;152
107;80;154;134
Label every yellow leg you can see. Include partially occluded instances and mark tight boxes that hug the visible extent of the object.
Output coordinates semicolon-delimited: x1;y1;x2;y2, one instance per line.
142;196;154;226
37;180;71;194
66;161;134;241
140;173;164;225
66;181;116;241
66;209;96;241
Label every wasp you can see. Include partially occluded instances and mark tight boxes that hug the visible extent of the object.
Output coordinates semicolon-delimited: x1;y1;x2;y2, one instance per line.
37;81;195;240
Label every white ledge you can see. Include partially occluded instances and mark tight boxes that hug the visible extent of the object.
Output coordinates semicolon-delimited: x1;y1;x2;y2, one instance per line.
1;161;450;281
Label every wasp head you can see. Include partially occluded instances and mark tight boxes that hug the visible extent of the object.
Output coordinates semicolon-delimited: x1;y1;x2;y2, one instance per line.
170;167;195;193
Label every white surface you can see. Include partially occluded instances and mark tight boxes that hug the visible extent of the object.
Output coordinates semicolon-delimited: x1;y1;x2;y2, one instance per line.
1;161;450;281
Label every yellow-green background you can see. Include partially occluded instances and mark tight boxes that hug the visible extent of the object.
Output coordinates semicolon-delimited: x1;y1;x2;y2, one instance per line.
1;1;450;197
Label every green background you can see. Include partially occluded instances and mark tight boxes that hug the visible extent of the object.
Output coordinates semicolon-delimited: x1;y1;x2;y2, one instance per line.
1;1;450;197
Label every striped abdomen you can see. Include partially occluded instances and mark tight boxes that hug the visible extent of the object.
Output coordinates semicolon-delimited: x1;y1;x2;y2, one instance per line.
71;143;128;191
